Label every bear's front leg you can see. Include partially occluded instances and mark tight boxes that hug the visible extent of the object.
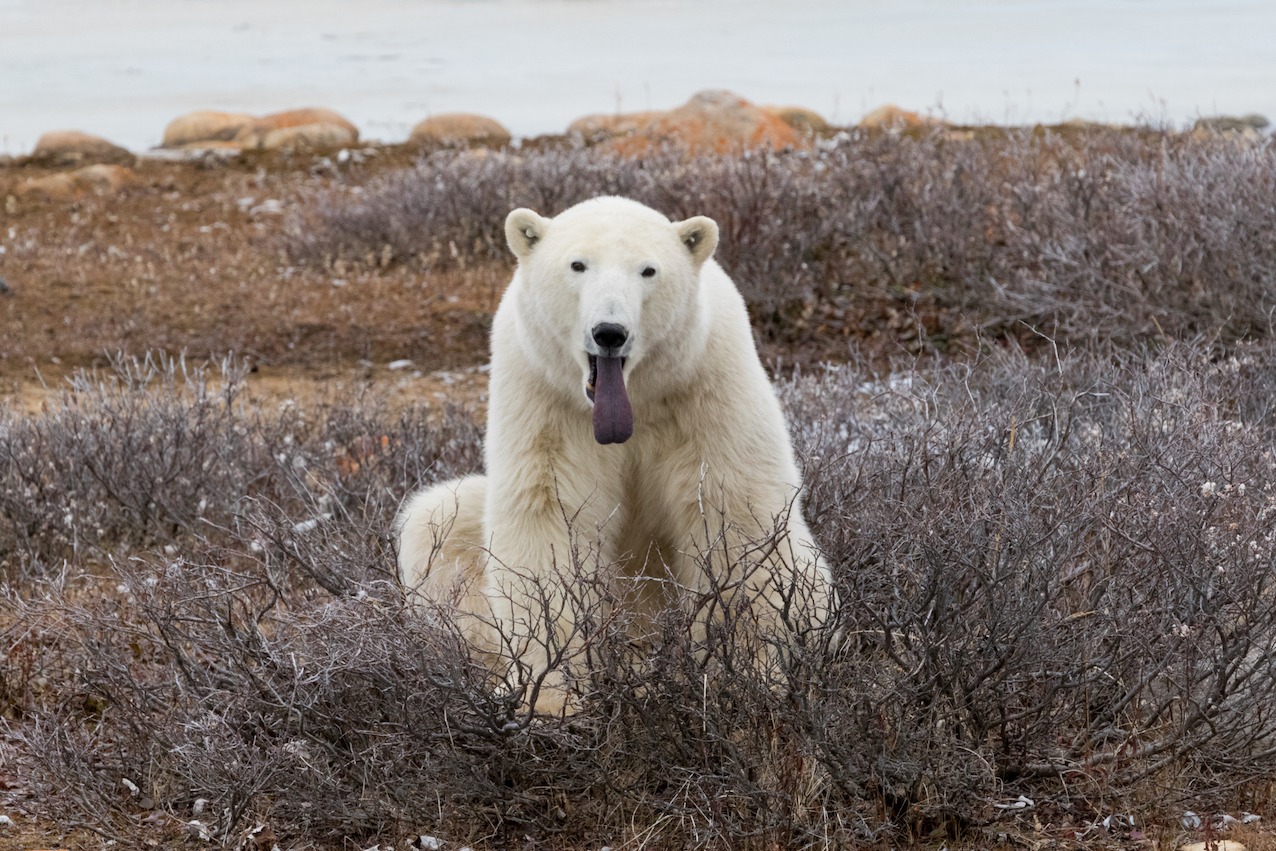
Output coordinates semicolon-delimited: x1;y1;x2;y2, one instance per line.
482;530;588;716
666;473;838;678
482;425;621;716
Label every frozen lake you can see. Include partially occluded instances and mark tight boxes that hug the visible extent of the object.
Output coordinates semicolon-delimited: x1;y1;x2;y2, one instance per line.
1;0;1274;153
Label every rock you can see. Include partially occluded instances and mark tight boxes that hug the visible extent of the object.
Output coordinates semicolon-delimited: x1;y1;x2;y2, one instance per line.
138;141;245;163
247;198;285;217
567;110;663;140
410;113;512;147
1194;113;1269;133
1190;125;1263;144
258;122;358;151
256;107;359;135
174;140;246;152
160;107;359;151
74;164;133;193
15;173;79;200
610;90;805;155
766;105;831;135
1189;114;1267;144
161;110;255;147
31;130;132;165
1061;118;1120;131
184;819;213;841
15;164;134;200
860;104;946;131
234;107;359;150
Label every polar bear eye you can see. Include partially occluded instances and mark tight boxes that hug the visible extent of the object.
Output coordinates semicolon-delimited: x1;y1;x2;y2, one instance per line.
570;261;587;273
641;266;657;278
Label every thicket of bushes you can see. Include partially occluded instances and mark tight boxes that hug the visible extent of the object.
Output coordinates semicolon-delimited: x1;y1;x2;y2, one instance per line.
6;131;1276;848
5;340;1276;848
286;129;1276;351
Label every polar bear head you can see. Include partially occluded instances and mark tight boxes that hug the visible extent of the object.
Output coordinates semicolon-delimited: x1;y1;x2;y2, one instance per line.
504;196;719;445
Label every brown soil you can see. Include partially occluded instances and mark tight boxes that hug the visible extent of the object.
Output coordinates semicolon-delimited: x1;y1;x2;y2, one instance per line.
0;144;500;414
1;150;501;846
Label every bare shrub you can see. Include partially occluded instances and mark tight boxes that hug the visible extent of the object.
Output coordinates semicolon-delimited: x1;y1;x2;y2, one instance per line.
13;528;849;848
8;342;1276;847
0;356;482;580
285;131;1276;351
785;341;1276;821
0;355;277;573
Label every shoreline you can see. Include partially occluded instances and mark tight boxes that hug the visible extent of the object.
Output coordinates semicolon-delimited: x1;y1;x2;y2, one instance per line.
4;0;1275;153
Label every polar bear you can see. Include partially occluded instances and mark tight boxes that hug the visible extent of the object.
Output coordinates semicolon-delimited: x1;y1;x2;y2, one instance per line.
396;196;834;710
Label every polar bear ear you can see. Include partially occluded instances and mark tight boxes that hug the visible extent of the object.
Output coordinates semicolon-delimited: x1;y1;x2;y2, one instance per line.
505;208;549;259
675;216;719;268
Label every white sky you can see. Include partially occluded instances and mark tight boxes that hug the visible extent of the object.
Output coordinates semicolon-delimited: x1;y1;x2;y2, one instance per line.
1;0;1273;152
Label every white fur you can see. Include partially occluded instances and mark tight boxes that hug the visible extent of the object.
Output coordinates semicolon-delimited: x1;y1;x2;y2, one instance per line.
396;196;835;711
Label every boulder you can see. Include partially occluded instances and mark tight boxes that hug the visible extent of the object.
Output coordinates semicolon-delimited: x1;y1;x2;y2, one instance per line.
15;164;134;200
1194;113;1269;133
609;90;805;155
766;105;831;135
161;110;255;147
1191;114;1269;143
15;173;78;200
409;113;512;147
234;108;359;150
174;140;245;152
259;123;359;151
567;111;663;140
860;104;946;131
31;130;132;165
255;107;358;134
72;163;133;193
1190;126;1263;144
1060;118;1120;131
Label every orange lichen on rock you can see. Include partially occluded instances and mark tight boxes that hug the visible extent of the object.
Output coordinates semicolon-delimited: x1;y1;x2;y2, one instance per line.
859;104;947;131
161;111;255;147
31;130;132;164
604;90;808;155
409;113;512;147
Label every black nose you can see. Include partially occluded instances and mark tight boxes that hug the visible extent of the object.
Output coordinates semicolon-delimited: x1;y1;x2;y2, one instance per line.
592;322;628;351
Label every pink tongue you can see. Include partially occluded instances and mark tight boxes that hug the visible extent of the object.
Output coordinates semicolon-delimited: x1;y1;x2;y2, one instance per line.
592;356;633;444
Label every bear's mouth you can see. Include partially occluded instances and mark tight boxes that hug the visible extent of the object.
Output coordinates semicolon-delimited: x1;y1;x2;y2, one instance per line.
584;355;626;402
586;354;632;445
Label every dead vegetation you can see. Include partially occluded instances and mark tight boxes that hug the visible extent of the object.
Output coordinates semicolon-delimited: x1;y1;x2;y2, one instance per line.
3;128;1276;849
4;341;1276;849
287;128;1276;356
